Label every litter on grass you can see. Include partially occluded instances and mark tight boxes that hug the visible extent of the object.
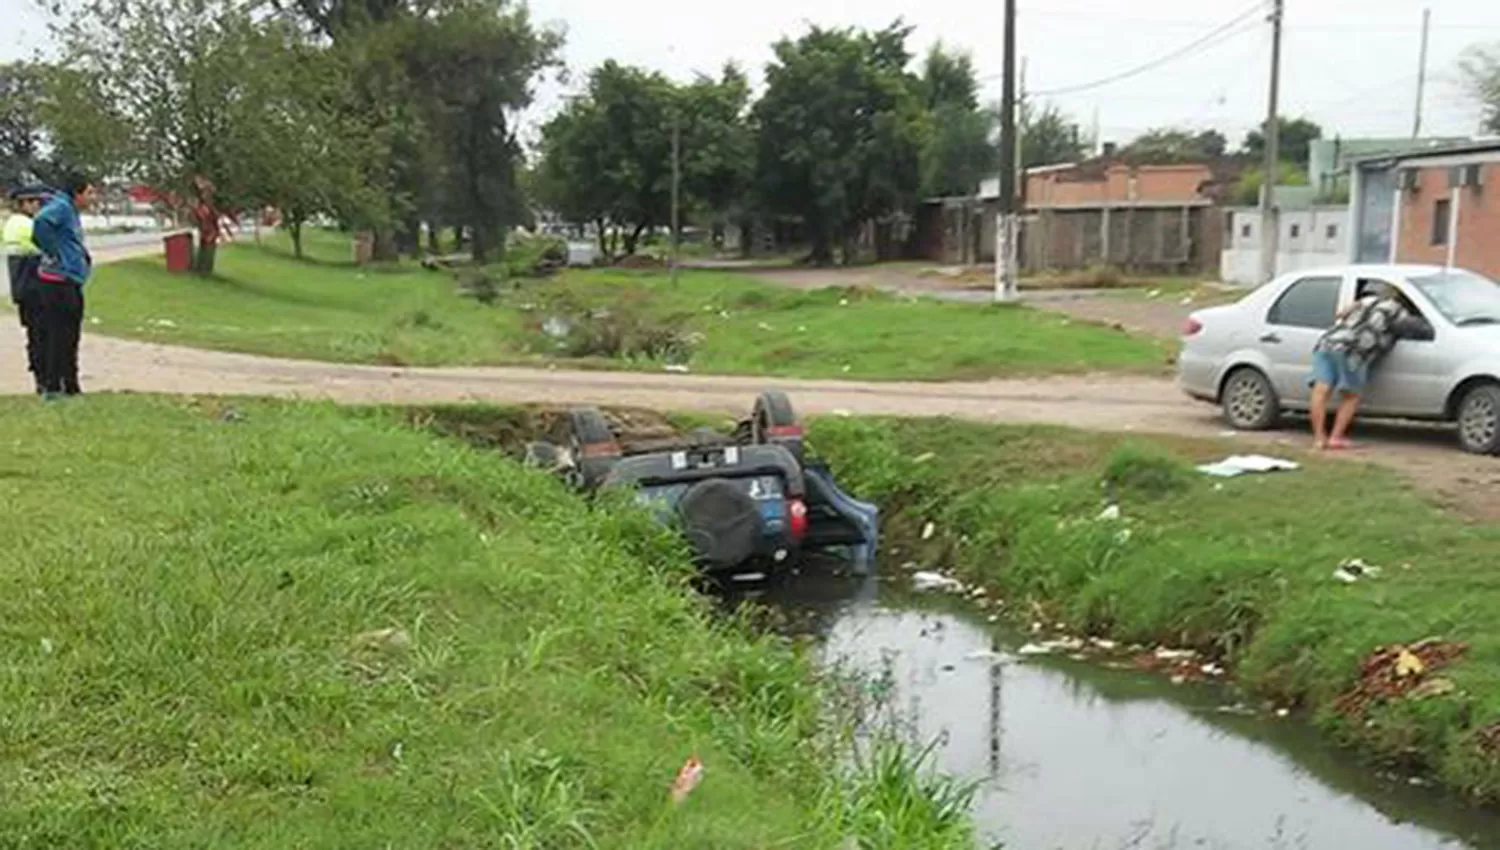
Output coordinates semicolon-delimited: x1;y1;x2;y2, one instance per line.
1333;558;1383;584
911;571;964;593
1197;454;1300;478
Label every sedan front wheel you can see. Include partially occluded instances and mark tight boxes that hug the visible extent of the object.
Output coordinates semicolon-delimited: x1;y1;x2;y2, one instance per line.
1221;367;1281;431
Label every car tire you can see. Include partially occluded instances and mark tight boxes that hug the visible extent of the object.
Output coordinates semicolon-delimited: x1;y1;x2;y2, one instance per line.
1220;367;1280;431
566;407;619;488
752;390;803;461
1455;383;1500;455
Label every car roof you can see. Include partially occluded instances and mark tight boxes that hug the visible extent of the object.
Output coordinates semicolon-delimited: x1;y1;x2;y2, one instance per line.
1279;263;1455;279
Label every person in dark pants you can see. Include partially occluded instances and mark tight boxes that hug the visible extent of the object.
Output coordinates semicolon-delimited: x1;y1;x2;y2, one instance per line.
31;173;97;399
4;184;49;393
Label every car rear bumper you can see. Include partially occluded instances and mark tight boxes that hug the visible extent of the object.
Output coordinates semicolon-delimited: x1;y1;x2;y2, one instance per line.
1176;350;1220;403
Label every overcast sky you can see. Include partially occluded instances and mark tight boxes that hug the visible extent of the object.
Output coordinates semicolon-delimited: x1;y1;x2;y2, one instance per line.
5;0;1499;147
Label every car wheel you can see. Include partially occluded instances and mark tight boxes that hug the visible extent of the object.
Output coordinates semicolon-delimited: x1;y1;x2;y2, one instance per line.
566;407;619;488
1456;383;1500;455
1220;368;1280;431
752;390;803;461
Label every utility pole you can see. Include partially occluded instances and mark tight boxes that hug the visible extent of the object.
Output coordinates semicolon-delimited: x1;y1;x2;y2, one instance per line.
1412;7;1431;139
994;0;1018;302
670;111;681;287
1257;0;1284;285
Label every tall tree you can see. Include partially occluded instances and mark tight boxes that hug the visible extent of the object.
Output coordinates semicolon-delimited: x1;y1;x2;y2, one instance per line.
1459;43;1500;134
678;64;755;248
1240;116;1322;169
1019;103;1087;169
1124;127;1227;164
48;0;320;274
0;63;48;187
536;61;677;258
918;45;993;198
753;22;926;264
409;0;561;263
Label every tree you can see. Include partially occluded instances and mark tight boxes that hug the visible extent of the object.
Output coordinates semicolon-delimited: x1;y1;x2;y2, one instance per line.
408;0;561;263
1123;127;1227;164
1240;116;1322;169
0;63;48;187
1020;103;1087;168
1459;43;1500;134
537;61;678;258
678;64;755;248
47;0;330;274
1233;162;1309;206
918;45;993;198
753;22;926;264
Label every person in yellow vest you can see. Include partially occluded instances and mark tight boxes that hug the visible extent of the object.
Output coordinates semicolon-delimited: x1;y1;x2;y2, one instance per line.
4;184;49;394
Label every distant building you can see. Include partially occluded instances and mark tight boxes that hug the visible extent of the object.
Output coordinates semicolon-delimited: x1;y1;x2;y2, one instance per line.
917;156;1241;274
1307;136;1468;201
1349;139;1500;278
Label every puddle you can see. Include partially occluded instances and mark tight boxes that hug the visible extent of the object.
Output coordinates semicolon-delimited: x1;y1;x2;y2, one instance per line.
727;569;1500;850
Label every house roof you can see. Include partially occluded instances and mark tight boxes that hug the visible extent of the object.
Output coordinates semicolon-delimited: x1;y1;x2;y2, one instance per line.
1350;138;1500;168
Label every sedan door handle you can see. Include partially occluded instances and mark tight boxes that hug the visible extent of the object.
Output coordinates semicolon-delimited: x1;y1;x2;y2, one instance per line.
1259;333;1281;344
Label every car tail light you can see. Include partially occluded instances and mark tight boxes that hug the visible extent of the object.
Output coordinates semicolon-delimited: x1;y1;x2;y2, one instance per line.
788;498;808;541
1183;317;1203;337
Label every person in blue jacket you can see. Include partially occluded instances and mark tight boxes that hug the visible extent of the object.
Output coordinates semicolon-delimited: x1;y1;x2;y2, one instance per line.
31;172;98;398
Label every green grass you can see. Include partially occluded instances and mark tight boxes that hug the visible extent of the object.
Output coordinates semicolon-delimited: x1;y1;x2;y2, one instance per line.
807;417;1500;803
0;395;976;848
84;231;1169;380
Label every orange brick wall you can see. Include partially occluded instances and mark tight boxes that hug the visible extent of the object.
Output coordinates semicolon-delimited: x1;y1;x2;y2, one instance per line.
1026;164;1211;208
1394;162;1500;277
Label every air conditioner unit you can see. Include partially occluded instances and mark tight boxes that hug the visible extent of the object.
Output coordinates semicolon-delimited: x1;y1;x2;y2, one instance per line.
1399;169;1419;191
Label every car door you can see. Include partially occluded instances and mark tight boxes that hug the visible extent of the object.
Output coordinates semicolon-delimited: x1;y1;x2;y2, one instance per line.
1355;277;1449;416
1259;273;1343;405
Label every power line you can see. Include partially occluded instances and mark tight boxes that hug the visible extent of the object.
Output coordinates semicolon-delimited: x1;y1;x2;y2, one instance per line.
1022;1;1269;97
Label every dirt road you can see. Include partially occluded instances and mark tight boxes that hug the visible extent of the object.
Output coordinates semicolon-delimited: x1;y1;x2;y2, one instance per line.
2;319;1497;519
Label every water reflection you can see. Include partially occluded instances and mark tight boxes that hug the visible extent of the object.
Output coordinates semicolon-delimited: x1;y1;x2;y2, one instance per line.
726;569;1500;850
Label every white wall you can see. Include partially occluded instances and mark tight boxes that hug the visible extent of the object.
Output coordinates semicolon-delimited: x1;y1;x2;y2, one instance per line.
1219;206;1349;285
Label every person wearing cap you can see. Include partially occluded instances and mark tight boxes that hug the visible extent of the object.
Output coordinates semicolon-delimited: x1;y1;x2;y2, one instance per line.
3;184;49;393
32;171;98;399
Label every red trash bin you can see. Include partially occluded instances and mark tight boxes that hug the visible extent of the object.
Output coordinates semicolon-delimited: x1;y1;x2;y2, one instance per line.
164;231;193;273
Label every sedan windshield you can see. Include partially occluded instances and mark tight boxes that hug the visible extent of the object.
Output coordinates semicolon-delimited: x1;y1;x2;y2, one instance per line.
1408;270;1500;326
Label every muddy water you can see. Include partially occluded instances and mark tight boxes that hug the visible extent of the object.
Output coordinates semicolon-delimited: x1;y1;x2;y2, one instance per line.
727;570;1500;850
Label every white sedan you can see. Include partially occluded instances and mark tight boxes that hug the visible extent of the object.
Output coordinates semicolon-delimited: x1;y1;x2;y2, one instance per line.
1177;264;1500;454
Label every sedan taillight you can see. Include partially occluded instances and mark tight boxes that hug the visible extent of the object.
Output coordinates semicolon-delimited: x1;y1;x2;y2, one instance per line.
1183;317;1203;337
788;498;808;541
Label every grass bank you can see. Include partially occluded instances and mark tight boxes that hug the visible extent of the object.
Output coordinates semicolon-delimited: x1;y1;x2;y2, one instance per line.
808;417;1500;804
0;395;975;848
85;234;1168;380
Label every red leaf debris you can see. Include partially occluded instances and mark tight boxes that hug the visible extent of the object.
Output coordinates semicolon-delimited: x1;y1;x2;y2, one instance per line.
1334;639;1468;717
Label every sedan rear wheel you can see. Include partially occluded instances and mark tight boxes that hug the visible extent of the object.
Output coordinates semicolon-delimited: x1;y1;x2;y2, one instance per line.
1221;368;1280;431
1456;383;1500;455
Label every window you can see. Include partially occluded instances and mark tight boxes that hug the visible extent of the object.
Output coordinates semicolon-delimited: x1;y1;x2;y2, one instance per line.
1326;224;1338;239
1267;276;1341;329
1433;198;1451;245
1290;223;1301;238
1241;223;1252;238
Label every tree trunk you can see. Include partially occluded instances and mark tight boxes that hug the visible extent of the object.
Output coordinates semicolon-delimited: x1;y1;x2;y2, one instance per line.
372;228;400;262
426;223;440;255
595;219;609;259
290;218;304;259
399;215;421;258
471;227;490;265
193;239;218;276
623;223;645;257
738;219;753;258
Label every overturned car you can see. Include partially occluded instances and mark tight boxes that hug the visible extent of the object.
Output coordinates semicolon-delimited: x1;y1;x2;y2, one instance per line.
522;391;879;575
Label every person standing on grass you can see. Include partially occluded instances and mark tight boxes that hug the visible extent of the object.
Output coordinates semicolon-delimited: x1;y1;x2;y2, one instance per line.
1308;281;1423;451
31;172;98;399
4;184;50;393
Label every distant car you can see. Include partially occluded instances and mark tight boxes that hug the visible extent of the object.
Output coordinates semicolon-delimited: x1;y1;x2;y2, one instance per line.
1178;264;1500;454
522;391;879;575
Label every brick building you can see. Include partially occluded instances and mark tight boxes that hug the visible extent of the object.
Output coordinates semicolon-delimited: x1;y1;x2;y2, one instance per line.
1350;140;1500;277
916;154;1242;274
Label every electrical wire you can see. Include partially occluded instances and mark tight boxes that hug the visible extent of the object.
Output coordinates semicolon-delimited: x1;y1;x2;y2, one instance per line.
1016;1;1270;97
